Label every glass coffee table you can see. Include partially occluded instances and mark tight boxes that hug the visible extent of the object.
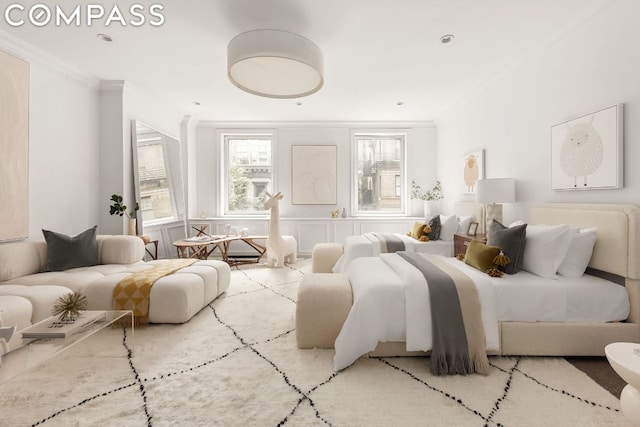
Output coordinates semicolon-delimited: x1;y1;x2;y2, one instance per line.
0;310;133;384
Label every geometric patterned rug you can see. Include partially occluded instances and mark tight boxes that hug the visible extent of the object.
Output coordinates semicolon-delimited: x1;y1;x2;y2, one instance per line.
0;259;631;426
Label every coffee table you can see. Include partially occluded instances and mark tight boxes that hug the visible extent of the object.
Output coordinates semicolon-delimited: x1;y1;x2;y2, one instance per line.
605;342;640;425
173;235;267;266
0;310;133;384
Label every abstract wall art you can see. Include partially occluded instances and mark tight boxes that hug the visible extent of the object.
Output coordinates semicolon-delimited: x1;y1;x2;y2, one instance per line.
291;145;337;205
0;50;29;241
551;104;623;191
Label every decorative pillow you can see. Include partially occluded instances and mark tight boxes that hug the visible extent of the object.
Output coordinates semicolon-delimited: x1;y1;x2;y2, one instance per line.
439;214;459;241
410;222;427;240
487;220;527;274
42;225;99;272
426;215;441;240
521;224;573;279
464;240;501;273
557;227;597;278
457;215;473;235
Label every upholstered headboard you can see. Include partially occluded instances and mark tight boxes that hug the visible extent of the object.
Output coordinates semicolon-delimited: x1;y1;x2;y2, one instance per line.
532;203;640;324
453;202;485;232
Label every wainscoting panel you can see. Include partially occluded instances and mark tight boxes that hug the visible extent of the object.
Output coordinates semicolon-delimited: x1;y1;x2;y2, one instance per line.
295;222;330;255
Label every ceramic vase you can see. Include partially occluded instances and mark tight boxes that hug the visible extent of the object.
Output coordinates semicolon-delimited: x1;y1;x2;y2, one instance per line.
128;218;137;236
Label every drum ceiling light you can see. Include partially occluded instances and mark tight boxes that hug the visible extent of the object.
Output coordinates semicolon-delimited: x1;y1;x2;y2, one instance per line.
227;29;324;99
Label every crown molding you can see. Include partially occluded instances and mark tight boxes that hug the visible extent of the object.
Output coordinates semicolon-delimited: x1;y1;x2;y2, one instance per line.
0;28;99;89
196;120;436;129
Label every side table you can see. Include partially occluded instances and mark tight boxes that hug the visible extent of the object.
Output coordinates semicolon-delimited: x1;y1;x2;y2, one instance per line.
605;342;640;426
453;233;487;258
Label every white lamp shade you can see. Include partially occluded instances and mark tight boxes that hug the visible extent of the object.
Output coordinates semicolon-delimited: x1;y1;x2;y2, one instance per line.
227;29;324;99
475;178;516;204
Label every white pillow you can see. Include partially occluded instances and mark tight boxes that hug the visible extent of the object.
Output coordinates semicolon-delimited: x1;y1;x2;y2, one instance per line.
457;215;473;235
557;227;597;278
439;214;459;241
522;224;573;279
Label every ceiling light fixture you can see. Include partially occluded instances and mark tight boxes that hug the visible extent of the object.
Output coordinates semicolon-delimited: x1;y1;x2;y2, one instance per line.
97;33;112;42
227;29;324;99
440;34;454;44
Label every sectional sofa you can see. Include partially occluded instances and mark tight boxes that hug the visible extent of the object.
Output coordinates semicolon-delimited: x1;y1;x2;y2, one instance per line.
0;234;230;353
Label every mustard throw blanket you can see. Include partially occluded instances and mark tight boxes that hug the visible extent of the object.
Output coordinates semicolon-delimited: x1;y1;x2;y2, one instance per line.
113;259;197;326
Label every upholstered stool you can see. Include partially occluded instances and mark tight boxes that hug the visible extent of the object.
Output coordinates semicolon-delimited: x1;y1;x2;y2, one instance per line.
311;243;344;273
296;273;352;349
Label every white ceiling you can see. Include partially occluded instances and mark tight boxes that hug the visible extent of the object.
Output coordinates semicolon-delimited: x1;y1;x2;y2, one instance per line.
1;0;614;122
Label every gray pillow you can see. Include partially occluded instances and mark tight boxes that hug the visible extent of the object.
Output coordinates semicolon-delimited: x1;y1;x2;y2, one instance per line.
42;226;99;272
427;215;441;241
487;220;527;274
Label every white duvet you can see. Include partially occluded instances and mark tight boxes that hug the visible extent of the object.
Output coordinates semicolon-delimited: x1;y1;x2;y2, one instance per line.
332;233;453;273
334;253;500;370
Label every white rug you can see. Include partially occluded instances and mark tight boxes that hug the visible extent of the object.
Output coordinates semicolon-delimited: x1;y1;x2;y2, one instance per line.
0;259;631;426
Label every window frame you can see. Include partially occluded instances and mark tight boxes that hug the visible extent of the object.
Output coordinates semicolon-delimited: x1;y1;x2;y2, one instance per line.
220;131;275;216
351;130;408;216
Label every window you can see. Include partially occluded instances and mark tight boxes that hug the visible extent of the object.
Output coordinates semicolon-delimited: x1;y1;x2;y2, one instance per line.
224;134;273;214
353;133;406;214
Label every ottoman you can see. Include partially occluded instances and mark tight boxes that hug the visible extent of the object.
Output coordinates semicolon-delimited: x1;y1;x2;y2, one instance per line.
296;273;352;349
312;243;343;273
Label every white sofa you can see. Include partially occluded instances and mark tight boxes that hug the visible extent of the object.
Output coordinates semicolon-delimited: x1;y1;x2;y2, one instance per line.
0;235;230;352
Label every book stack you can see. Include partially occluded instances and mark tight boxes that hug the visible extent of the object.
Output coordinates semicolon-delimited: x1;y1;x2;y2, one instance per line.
21;311;107;339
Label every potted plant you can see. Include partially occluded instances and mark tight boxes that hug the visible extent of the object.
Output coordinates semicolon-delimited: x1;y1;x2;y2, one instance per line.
109;194;140;235
411;180;443;217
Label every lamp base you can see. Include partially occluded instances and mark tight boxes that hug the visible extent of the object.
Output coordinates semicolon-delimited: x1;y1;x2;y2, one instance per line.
485;203;503;234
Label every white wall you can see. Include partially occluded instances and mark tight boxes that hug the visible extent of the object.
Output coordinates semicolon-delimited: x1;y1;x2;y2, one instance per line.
436;0;640;224
193;122;437;220
0;36;101;239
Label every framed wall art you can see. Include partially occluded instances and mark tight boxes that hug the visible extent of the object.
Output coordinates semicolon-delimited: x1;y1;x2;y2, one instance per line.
462;149;484;194
551;104;623;190
291;145;337;205
0;50;29;241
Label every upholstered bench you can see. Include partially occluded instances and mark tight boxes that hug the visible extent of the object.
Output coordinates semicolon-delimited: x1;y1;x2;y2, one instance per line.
296;273;352;348
311;243;343;273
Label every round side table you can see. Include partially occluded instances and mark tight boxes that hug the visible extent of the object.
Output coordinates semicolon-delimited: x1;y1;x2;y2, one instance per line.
605;342;640;426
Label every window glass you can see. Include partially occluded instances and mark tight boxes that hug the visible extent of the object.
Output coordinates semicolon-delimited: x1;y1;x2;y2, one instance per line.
355;134;405;214
225;135;273;214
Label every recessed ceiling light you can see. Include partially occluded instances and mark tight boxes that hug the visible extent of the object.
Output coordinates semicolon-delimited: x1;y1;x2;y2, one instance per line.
396;101;404;106
296;102;303;106
97;33;112;42
193;101;201;106
440;34;454;44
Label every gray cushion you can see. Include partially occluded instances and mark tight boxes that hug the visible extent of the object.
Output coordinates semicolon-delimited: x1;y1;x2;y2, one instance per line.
42;226;99;272
487;220;527;274
427;215;441;241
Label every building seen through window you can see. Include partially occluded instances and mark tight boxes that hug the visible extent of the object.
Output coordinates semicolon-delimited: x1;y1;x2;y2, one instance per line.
355;134;405;213
137;136;174;222
225;135;273;213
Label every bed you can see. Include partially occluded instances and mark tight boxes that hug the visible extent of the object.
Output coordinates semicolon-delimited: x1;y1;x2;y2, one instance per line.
297;203;640;367
328;202;485;273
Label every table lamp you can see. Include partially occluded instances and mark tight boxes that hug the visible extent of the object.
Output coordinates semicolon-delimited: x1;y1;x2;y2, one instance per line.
475;178;516;233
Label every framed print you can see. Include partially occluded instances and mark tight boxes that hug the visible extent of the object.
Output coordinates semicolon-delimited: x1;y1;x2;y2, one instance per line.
467;222;479;236
462;149;484;194
291;145;337;204
551;104;623;190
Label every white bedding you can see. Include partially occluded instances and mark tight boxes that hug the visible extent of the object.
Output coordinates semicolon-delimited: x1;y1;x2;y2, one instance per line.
332;233;453;273
334;254;630;371
334;254;499;370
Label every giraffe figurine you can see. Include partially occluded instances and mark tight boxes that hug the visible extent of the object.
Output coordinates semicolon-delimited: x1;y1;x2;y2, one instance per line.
263;192;297;268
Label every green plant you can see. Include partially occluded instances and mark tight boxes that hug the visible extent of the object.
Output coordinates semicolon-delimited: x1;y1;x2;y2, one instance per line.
109;194;139;219
411;180;443;201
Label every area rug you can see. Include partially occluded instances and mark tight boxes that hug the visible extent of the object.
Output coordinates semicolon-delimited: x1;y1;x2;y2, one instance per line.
0;259;631;426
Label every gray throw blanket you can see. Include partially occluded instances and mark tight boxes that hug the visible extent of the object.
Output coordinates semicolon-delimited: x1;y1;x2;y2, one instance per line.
370;232;405;253
398;252;489;376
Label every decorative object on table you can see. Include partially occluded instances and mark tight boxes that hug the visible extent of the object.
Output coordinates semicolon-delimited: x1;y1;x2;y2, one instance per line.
20;310;108;339
330;209;340;218
411;180;443;217
341;208;347;218
240;227;249;237
109;194;140;235
291;145;337;205
0;50;29;242
263;192;297;268
52;292;88;321
476;178;516;234
467;222;479;236
462;149;484;194
551;104;623;190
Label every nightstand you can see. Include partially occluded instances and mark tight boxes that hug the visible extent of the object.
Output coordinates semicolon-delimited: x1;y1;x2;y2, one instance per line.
453;233;487;258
